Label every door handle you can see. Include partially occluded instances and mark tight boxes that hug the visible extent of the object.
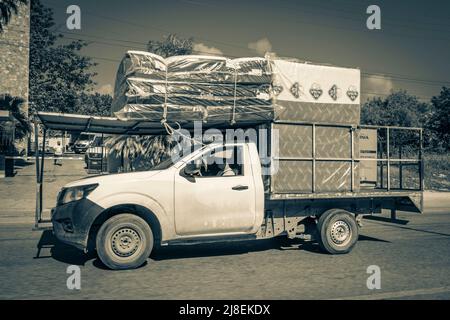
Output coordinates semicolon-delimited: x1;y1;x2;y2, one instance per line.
232;185;249;191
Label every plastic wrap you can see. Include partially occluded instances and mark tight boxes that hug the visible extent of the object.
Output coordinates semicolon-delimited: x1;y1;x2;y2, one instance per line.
116;77;272;98
112;51;274;124
115;103;274;124
269;58;361;125
115;51;272;84
112;52;362;127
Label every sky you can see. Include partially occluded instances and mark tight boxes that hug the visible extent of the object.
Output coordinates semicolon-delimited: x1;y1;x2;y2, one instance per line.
42;0;450;102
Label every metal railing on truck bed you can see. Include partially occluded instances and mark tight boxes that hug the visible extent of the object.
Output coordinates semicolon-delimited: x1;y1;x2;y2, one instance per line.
266;121;424;213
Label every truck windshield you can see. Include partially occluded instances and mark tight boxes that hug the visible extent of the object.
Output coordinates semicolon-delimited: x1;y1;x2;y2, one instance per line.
149;156;178;171
149;145;208;171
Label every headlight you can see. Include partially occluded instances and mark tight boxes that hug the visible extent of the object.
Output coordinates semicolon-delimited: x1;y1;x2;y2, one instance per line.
58;184;98;206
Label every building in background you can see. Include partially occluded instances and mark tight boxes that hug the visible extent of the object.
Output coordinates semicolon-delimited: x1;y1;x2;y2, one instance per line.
0;2;31;176
0;2;30;109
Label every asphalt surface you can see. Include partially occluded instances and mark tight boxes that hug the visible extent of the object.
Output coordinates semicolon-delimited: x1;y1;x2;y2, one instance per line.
0;159;449;300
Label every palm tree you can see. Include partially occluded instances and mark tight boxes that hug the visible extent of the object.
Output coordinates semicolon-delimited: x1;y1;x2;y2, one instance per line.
0;94;31;140
106;135;176;172
0;0;28;32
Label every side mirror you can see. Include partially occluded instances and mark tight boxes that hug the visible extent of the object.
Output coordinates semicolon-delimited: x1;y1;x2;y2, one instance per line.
184;161;201;176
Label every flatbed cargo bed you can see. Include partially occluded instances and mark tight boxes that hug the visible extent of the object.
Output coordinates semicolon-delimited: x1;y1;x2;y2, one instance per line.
269;189;423;213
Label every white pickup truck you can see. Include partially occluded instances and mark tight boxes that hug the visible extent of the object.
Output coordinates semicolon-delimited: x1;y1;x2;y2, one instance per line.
51;136;423;270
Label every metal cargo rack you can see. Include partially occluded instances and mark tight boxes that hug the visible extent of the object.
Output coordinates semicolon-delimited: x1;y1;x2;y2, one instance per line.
268;120;424;217
33;112;181;230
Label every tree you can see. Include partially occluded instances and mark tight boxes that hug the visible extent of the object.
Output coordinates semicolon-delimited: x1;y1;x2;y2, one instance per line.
0;0;27;32
361;90;431;128
429;87;450;150
361;90;432;152
29;0;97;114
75;93;112;117
0;94;31;140
147;34;193;58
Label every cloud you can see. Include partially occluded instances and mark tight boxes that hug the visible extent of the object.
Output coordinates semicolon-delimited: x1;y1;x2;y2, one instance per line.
193;43;223;56
96;84;113;95
362;76;394;97
248;37;273;56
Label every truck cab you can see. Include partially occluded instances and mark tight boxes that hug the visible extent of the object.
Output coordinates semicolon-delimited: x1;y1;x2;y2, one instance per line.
52;142;266;269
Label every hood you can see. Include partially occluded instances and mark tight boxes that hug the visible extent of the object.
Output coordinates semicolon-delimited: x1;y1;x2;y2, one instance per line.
63;170;164;189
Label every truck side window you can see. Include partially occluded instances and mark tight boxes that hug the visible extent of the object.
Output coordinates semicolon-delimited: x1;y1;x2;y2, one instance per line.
197;146;243;177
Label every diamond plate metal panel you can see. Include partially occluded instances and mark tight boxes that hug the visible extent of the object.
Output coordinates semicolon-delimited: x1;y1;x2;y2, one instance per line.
271;123;361;193
315;127;351;159
272;161;312;193
275;101;360;125
315;162;351;192
274;124;312;158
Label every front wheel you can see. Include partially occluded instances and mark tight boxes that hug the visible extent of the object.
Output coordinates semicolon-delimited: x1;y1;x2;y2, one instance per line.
96;214;153;270
317;209;359;254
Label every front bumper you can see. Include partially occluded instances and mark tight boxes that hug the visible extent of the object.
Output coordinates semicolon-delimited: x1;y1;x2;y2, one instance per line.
52;198;104;251
74;146;89;153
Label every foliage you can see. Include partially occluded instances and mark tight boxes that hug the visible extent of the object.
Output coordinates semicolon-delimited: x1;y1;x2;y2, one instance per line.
75;93;112;117
428;87;450;151
0;0;27;32
106;135;176;171
361;90;431;128
361;90;434;150
423;152;450;190
147;34;193;58
29;0;97;114
0;94;31;139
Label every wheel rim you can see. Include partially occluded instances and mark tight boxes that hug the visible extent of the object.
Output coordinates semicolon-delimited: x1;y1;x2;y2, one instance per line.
111;227;142;258
330;220;352;246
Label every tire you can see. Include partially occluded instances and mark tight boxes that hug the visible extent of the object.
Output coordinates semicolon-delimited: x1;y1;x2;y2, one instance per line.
96;214;154;270
317;209;359;254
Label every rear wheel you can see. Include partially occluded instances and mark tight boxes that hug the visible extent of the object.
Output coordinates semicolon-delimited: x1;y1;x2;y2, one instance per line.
317;209;358;254
96;214;153;270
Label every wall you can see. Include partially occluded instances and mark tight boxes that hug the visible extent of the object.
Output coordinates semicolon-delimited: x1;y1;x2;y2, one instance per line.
0;2;31;112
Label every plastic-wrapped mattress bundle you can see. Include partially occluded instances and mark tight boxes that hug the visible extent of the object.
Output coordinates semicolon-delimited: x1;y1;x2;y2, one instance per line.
269;58;361;125
112;51;274;125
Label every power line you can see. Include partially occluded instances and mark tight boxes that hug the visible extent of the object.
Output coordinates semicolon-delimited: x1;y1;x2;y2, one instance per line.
279;0;450;29
43;0;250;52
361;73;450;87
342;0;450;27
177;0;450;42
5;26;450;88
7;2;450;84
59;32;450;87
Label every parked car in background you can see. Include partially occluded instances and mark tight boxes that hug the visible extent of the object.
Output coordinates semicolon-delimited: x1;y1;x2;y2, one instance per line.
73;133;96;154
84;135;108;173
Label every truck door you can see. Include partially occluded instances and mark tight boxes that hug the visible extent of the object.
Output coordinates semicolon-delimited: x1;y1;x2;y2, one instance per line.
174;144;256;236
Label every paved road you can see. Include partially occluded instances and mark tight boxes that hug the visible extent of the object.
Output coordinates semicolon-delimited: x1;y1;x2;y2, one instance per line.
0;160;449;299
1;199;449;299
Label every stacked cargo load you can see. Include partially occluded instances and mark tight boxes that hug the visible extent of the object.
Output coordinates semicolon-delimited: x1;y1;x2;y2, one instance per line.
269;57;361;124
111;51;363;193
267;57;362;193
112;51;274;126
